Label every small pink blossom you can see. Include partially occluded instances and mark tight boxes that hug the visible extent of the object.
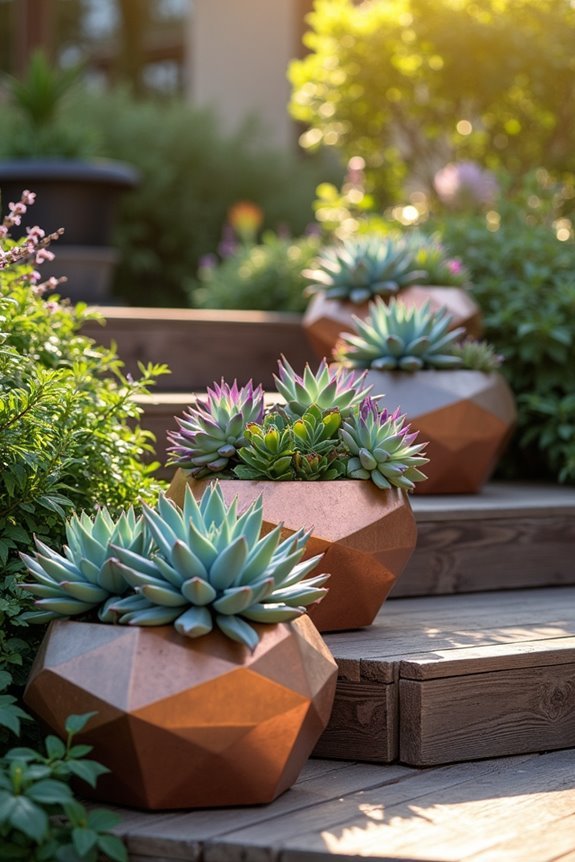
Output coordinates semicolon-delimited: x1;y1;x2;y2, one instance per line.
36;248;55;264
447;259;463;275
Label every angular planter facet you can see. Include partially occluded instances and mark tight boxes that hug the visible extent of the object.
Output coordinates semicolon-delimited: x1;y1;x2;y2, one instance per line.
24;617;337;810
363;369;517;494
303;286;482;360
168;473;417;632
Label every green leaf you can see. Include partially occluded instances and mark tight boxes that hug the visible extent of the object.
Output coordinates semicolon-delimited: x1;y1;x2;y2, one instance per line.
97;834;128;862
72;827;98;856
45;734;66;760
87;808;121;831
64;712;97;736
27;778;73;805
67;760;109;788
9;795;49;841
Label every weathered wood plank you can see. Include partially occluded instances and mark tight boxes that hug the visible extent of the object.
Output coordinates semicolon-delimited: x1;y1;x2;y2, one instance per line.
398;513;575;597
411;482;575;521
201;751;548;860
118;761;411;857
462;813;575;862
400;662;575;766
82;308;314;391
313;678;397;763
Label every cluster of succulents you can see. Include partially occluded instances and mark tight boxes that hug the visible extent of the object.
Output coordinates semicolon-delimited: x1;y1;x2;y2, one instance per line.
304;235;427;304
334;298;498;372
167;379;265;477
404;232;470;287
168;356;429;489
20;483;329;651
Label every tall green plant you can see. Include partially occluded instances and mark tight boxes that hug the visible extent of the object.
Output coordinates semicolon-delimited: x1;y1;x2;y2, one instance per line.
434;172;575;483
290;0;575;203
0;190;167;710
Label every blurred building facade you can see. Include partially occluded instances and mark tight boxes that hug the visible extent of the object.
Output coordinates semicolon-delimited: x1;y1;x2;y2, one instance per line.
2;0;313;148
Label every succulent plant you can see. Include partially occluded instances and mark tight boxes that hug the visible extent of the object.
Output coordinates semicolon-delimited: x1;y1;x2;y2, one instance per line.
304;235;427;304
167;379;264;476
273;356;372;419
20;483;330;651
334;297;466;371
341;398;429;491
105;484;329;650
235;405;347;482
405;232;469;287
451;339;502;373
20;508;151;623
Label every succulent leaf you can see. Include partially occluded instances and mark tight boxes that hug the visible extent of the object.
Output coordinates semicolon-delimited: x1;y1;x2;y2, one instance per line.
304;235;427;303
335;298;468;371
167;379;265;476
273;357;372;419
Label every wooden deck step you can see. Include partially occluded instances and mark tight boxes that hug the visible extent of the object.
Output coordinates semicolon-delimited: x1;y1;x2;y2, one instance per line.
317;586;575;766
112;748;575;861
403;481;575;597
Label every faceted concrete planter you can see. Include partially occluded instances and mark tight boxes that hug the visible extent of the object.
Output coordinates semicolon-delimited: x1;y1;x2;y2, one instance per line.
363;369;517;495
168;473;417;632
24;617;337;811
303;286;482;360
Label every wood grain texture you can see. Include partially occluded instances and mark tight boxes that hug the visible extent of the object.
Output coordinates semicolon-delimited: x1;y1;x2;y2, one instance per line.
82;308;314;391
313;679;397;763
396;514;575;597
400;662;575;766
110;749;575;861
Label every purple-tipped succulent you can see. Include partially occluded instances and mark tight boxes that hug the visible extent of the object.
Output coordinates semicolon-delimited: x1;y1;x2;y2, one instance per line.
167;379;265;476
340;397;429;491
273;356;372;419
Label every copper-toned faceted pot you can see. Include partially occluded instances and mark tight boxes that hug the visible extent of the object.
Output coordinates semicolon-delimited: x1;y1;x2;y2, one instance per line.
303;286;482;360
363;368;517;495
168;473;417;632
24;617;337;811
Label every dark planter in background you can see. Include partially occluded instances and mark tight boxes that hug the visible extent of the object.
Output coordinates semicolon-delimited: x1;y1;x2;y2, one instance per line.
0;158;139;302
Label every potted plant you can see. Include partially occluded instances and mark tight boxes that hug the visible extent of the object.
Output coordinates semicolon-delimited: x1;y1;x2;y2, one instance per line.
0;51;138;302
20;482;337;810
333;298;517;494
166;362;429;632
302;232;482;358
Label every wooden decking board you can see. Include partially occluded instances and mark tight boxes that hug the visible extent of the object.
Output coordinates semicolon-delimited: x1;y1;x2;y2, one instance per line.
313;678;398;763
110;750;575;861
201;749;574;862
313;587;575;765
400;662;575;765
118;761;411;858
410;482;575;521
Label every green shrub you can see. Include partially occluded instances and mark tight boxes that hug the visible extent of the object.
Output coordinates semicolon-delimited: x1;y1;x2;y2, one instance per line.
0;85;336;308
290;0;575;204
0;706;127;861
0;192;166;728
190;231;320;312
433;172;575;483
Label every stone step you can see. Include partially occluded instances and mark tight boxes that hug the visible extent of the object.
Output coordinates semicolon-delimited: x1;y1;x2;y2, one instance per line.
317;585;575;766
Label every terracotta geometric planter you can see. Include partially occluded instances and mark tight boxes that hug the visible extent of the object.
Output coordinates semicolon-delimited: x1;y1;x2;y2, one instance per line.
362;369;517;494
168;473;417;632
303;286;482;360
24;617;337;811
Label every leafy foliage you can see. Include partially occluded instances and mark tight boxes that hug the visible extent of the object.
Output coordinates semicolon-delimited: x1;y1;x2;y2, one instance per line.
191;231;320;312
435;172;575;481
290;0;575;203
0;708;127;861
0;197;166;720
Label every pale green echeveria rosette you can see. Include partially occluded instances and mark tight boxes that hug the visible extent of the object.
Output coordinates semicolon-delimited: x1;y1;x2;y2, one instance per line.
303;235;427;304
341;397;429;491
273;355;372;419
105;483;329;651
167;379;265;476
334;297;466;371
19;507;150;623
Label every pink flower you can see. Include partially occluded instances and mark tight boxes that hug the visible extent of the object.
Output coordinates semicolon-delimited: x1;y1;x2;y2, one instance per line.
434;162;499;209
